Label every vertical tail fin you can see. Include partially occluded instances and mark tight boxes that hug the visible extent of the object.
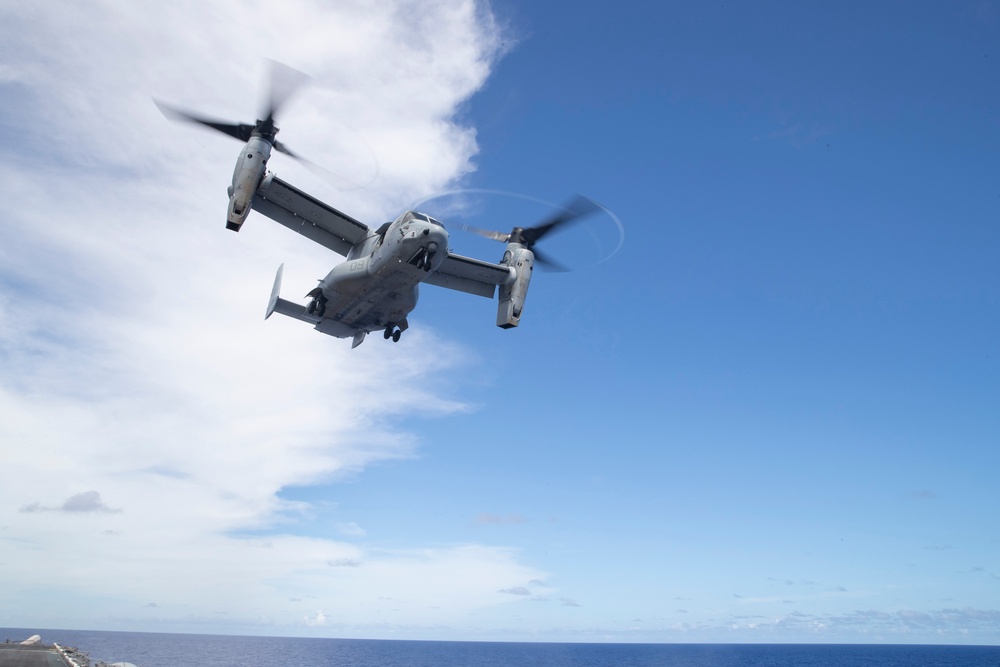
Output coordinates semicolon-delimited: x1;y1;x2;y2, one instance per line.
265;263;284;319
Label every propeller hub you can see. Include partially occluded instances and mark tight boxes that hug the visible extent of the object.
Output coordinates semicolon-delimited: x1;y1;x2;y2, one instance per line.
156;60;307;153
254;117;279;140
509;227;529;247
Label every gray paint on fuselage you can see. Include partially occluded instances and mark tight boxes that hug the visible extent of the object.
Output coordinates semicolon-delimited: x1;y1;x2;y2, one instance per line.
314;213;446;334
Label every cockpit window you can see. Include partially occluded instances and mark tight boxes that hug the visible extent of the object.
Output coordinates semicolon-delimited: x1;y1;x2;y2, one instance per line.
400;211;444;227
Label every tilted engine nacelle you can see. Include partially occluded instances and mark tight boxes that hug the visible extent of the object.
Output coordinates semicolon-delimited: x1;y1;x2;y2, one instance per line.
496;245;534;329
226;136;272;231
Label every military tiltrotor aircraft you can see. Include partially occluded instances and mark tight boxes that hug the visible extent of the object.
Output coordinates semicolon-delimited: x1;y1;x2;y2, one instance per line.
158;65;609;348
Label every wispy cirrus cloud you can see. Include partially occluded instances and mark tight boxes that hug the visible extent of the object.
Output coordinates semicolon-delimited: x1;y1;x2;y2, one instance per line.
334;522;368;537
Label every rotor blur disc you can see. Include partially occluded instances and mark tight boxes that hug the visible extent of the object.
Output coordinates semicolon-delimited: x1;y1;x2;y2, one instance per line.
410;189;624;271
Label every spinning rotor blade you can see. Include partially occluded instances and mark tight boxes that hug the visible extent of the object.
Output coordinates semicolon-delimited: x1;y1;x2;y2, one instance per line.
516;195;603;248
154;100;254;142
157;61;377;192
531;247;571;272
156;61;309;148
451;195;605;272
273;140;299;158
261;59;309;126
459;195;603;249
459;223;510;243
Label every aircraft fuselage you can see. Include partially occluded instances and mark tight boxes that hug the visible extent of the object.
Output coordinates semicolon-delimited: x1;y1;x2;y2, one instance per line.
312;212;448;338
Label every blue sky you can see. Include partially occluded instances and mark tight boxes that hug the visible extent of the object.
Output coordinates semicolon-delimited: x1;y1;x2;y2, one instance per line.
1;0;998;645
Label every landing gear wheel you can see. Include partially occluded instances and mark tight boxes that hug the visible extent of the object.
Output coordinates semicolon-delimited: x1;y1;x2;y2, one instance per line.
384;326;393;340
392;330;401;343
307;300;316;314
315;299;327;317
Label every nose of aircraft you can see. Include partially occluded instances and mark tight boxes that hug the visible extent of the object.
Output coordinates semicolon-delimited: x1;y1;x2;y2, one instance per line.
423;224;448;270
425;223;447;245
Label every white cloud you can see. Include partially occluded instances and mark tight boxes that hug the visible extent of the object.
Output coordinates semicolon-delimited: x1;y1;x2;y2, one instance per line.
304;610;327;628
19;491;121;514
0;0;538;636
334;522;368;538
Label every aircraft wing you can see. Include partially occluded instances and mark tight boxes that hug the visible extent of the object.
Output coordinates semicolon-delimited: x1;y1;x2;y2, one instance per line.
251;173;370;256
424;252;510;298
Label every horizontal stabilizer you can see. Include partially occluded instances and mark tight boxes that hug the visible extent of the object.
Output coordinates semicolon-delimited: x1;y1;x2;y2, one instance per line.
271;297;320;324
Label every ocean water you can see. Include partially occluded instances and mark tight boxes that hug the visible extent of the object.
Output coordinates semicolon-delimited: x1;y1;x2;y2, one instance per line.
2;628;998;667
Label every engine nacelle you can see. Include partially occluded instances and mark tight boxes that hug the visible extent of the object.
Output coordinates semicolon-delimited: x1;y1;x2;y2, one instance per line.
496;245;534;329
226;136;272;231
